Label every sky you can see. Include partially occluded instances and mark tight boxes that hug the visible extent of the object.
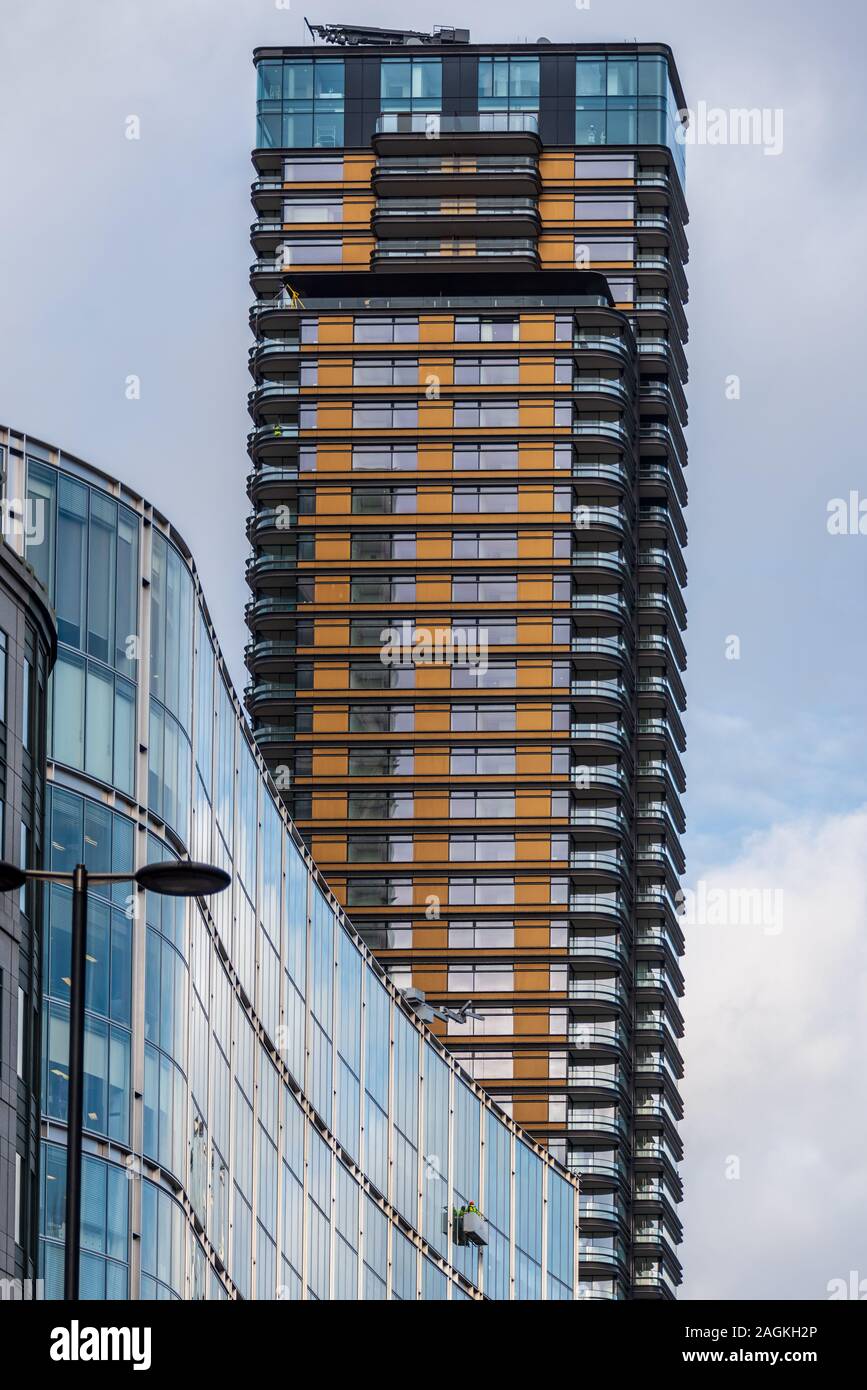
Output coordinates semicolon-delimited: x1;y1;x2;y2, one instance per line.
2;0;865;1299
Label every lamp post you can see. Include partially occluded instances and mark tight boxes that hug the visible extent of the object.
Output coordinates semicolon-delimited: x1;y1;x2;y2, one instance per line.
0;856;230;1301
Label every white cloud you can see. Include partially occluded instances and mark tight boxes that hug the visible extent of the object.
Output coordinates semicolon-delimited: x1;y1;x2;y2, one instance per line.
681;807;867;1298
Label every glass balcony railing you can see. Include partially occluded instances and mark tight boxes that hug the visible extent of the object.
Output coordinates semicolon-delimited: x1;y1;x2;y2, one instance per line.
374;239;538;259
375;198;537;216
376;112;540;135
375;155;538;174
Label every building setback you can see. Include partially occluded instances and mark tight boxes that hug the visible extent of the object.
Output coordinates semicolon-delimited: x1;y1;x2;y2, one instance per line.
245;29;688;1299
0;424;580;1299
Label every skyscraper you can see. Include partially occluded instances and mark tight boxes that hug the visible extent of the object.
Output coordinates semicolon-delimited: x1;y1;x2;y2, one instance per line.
1;424;580;1300
246;28;688;1300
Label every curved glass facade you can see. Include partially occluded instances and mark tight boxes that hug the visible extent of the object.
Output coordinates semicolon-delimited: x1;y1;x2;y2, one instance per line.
0;426;579;1300
0;530;54;1289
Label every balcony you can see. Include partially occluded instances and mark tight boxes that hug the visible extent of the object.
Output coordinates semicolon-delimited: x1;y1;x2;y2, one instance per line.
373;112;541;157
639;497;688;547
371;238;540;271
567;935;628;966
639;458;688;511
568;850;623;874
249;339;303;375
248;423;300;459
567;979;623;1007
640;421;687;473
245;596;300;628
245;554;295;588
569;594;628;619
568;766;629;794
372;153;541;198
571;419;632;447
245;638;297;672
248;381;301;420
567;1068;624;1099
245;681;296;714
570;378;632;408
251;725;296;757
372;197;540;240
569;551;627;576
567;1155;628;1185
568;810;627;834
247;463;303;503
571;458;630;489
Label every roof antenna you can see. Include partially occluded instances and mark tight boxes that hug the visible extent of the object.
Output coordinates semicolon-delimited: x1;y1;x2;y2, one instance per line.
304;16;316;44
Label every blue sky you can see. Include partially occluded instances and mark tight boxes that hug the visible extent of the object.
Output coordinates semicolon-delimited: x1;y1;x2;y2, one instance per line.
2;0;865;1298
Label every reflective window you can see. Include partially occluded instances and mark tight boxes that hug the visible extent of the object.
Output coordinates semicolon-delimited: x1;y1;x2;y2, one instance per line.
381;58;442;112
257;58;345;149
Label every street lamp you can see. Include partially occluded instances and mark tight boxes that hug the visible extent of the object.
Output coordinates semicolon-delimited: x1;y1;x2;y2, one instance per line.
0;855;230;1301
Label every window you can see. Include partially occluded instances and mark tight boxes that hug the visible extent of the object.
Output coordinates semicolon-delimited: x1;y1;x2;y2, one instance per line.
256;58;345;149
348;791;413;819
575;237;634;264
455;317;519;343
574;196;635;221
453;487;518;513
16;986;25;1078
351;531;416;561
478;56;540;111
574;55;685;184
354;318;419;343
450;746;516;775
350;619;390;647
449;834;515;862
381;57;442;111
349;664;414;691
454;400;519;428
346;878;412;908
348;746;414;774
281;239;341;265
447;1008;513;1036
351;576;416;602
454;358;519;386
465;1052;514;1080
353;359;418;387
51;650;136;795
282;197;342;222
453;444;519;471
348;834;413;863
450;704;515;732
21;656;31;752
453;662;516;689
453;531;517;560
348;703;414;732
352;401;418;429
284;157;343;182
352;445;417;471
452;574;517;602
448;962;514;987
448;921;514;948
450;790;515;819
575;154;636;179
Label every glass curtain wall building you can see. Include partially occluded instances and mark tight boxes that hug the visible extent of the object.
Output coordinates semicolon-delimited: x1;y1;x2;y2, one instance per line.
0;424;579;1300
246;33;688;1299
0;506;55;1291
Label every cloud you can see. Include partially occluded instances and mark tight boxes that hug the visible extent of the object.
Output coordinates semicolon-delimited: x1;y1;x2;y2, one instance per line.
681;807;867;1298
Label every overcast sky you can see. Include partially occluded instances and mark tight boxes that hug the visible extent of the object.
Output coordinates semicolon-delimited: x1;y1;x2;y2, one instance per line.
2;0;865;1300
